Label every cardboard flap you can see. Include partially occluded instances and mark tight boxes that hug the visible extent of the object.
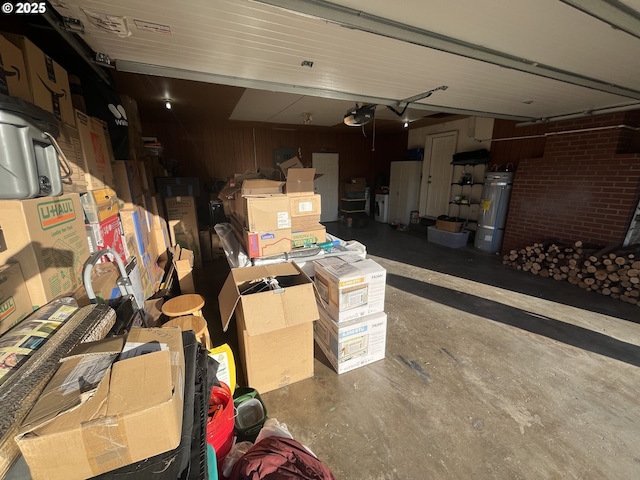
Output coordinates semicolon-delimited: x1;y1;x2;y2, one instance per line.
241;179;285;196
18;350;118;434
63;336;125;361
285;168;316;194
232;262;299;283
219;272;242;332
218;181;242;200
278;157;304;172
107;350;173;413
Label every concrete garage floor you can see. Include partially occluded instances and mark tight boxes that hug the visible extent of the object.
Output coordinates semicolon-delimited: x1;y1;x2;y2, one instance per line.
200;221;640;480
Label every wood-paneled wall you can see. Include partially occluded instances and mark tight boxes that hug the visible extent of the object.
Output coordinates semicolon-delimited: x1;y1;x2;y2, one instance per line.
142;119;408;192
488;120;547;170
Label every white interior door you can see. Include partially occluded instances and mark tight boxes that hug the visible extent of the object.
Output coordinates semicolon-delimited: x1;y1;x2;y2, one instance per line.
312;153;339;222
419;131;458;218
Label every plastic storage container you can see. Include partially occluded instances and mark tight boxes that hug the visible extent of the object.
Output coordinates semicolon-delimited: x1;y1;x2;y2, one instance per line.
427;226;469;248
233;387;268;442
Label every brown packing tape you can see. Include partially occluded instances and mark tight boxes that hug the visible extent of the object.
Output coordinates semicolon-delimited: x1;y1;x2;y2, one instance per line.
83;414;132;476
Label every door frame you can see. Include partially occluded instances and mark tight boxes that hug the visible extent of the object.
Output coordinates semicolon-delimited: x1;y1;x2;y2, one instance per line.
419;131;458;218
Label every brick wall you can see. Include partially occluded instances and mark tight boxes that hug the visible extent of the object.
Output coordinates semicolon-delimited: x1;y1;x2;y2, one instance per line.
501;112;640;253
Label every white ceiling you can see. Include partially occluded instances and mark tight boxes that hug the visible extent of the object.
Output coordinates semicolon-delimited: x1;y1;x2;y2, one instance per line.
50;0;640;127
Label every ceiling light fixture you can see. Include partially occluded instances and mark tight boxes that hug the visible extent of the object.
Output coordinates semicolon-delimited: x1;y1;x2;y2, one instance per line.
344;104;376;126
165;99;172;110
403;121;409;128
301;60;314;68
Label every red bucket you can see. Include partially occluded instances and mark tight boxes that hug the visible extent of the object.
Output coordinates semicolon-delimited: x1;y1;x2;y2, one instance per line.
206;382;235;464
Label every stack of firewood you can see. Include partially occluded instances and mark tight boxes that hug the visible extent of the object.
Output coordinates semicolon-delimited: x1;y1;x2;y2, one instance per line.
503;241;640;305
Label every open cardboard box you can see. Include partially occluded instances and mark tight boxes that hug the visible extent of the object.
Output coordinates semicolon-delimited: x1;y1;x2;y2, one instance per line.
16;327;185;480
219;262;319;393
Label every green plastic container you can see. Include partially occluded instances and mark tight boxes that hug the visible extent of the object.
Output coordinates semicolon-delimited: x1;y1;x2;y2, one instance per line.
233;387;268;442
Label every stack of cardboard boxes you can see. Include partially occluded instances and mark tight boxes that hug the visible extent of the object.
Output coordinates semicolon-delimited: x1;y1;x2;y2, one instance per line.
312;255;388;374
0;32;169;316
218;157;327;259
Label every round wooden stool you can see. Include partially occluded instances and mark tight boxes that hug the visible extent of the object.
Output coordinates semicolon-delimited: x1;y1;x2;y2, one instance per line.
162;294;206;318
163;315;212;350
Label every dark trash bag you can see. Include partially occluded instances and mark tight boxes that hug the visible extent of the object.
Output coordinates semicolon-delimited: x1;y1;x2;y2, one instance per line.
229;436;336;480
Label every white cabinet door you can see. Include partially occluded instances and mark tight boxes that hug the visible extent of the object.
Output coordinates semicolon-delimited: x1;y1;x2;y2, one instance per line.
419;131;457;218
312;153;339;222
388;161;422;225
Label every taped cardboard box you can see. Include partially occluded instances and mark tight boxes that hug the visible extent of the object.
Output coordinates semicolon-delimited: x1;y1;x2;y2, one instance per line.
291;215;322;232
218;262;319;393
240;179;284;196
56;121;89;194
289;194;321;217
291;225;326;249
5;34;74;124
313;256;387;323
0;263;33;336
0;194;90;308
244;229;292;259
243;195;291;232
284;168;318;196
217;174;258;216
314;307;387;374
75;110;115;190
435;219;463;233
112;160;143;205
16;327;185;480
173;245;195;294
151;217;171;259
165;196;202;268
0;34;31;101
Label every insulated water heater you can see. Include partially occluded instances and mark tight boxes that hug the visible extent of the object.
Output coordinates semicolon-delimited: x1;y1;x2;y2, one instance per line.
475;172;515;253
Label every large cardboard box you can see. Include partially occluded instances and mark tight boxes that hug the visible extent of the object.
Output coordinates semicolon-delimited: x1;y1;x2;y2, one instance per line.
173;246;195;294
240;179;284;196
244;195;291;232
284;168;317;196
313;256;386;323
244;229;292;259
218;262;319;393
120;206;163;297
112;160;143;205
0;194;90;308
291;215;322;231
151;217;171;259
75;110;115;190
165;196;202;268
435;218;463;233
5;35;74;124
0;33;31;101
0;263;33;335
56;122;89;194
314;307;387;374
291;225;326;249
289;193;321;217
16;327;185;480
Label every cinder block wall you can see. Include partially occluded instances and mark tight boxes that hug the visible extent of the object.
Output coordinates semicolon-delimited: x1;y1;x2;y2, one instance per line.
501;112;640;253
